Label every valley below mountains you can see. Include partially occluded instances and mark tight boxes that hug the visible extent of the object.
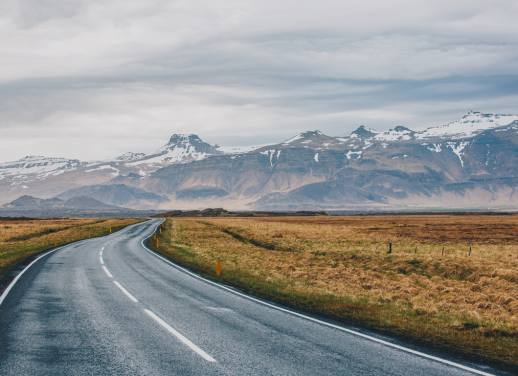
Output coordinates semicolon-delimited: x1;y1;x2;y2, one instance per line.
1;111;518;214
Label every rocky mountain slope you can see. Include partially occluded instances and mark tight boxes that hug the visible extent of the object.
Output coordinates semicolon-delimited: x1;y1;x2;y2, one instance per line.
1;111;517;211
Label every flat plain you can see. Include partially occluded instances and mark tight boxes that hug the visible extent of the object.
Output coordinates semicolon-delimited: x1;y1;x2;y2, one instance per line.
154;214;518;368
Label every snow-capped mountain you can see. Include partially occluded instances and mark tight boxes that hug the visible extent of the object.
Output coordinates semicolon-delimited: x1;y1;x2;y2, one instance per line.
0;155;82;185
144;111;518;210
126;133;222;166
0;133;222;187
416;111;518;139
339;112;518;144
1;111;518;212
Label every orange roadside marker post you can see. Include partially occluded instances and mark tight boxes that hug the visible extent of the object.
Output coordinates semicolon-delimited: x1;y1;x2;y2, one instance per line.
215;260;222;277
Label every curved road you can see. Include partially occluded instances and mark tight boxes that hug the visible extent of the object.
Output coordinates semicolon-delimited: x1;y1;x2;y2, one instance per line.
0;220;503;375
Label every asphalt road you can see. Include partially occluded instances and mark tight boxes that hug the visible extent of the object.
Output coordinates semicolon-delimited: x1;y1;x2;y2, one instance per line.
0;219;504;375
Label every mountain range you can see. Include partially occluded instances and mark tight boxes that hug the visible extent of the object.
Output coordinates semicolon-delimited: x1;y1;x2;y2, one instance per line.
1;111;518;213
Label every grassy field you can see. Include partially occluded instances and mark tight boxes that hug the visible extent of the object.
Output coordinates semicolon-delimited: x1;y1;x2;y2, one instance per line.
152;215;518;368
0;218;141;290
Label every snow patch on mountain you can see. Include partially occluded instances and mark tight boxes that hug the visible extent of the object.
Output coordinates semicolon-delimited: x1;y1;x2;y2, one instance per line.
282;133;306;145
374;126;414;141
260;149;282;167
115;152;146;162
0;155;81;183
85;165;120;176
417;111;518;140
425;143;443;153
281;130;335;148
133;147;208;166
217;145;265;154
447;141;470;167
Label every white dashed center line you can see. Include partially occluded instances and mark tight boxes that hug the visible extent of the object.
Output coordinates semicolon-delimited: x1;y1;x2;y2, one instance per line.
144;308;216;363
113;280;139;303
99;237;217;364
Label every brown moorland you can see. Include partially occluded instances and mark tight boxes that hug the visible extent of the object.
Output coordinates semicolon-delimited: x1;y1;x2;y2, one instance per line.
0;218;141;291
153;215;518;368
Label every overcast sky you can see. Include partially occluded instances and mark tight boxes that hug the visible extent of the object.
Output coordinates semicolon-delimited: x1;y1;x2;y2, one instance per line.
1;0;518;161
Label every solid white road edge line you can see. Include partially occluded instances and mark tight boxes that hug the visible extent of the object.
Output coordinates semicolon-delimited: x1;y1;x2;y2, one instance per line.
102;265;113;279
144;308;216;363
0;247;62;306
0;219;150;308
113;281;138;303
141;219;495;376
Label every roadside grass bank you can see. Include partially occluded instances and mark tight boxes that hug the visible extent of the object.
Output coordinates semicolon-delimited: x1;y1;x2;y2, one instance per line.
0;218;142;293
151;215;518;370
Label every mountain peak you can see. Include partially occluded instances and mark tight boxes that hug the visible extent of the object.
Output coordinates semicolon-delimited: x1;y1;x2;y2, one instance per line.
166;133;202;145
392;125;413;132
417;111;518;140
301;130;323;137
143;132;222;164
282;130;336;147
161;133;214;152
373;125;415;142
0;155;81;183
350;125;377;139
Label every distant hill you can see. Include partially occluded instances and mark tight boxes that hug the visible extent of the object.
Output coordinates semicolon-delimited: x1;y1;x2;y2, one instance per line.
0;195;156;218
57;184;167;208
5;194;119;210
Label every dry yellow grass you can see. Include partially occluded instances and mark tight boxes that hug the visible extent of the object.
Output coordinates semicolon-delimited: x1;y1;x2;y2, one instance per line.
154;215;518;368
0;218;141;288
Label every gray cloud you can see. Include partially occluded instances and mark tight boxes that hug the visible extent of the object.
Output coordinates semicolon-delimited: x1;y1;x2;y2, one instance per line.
1;0;518;160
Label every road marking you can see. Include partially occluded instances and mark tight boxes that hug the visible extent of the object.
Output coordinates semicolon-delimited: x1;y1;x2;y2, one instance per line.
101;246;105;251
0;219;148;308
113;280;138;303
0;235;108;307
0;248;61;306
141;220;494;376
144;308;216;363
99;254;104;265
102;265;113;279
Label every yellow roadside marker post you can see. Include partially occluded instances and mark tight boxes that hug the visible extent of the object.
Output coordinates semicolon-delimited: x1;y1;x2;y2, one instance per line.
215;260;222;277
